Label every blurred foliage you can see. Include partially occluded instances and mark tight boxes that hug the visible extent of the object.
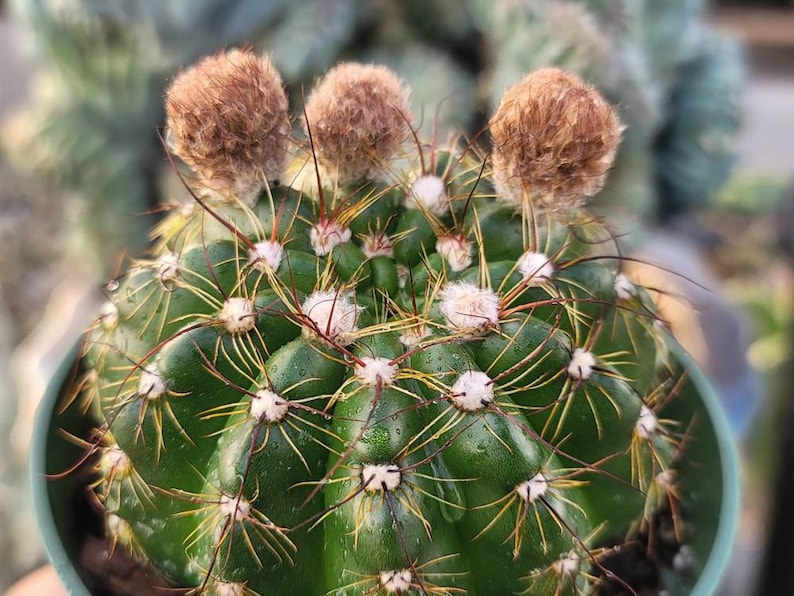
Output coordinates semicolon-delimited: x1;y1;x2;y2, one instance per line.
697;174;793;494
706;174;791;376
714;172;790;213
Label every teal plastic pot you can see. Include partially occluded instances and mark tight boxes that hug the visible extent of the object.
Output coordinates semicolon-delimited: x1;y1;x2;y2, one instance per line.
31;341;740;595
30;345;92;596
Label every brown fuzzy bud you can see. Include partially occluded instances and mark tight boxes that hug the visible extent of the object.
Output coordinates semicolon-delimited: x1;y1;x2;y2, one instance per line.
489;68;623;210
165;49;290;204
303;62;412;186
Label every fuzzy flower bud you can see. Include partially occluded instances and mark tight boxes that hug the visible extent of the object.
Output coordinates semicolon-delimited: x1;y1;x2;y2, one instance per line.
489;68;622;210
303;63;412;186
165;49;290;205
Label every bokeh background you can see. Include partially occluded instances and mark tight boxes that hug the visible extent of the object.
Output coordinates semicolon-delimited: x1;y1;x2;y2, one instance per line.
0;0;791;593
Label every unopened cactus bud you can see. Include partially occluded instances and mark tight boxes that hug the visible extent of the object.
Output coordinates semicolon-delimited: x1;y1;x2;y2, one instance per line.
165;49;290;204
303;62;412;185
489;68;623;210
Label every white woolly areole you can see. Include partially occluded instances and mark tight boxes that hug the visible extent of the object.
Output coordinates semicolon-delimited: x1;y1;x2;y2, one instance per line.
310;220;351;256
219;494;251;519
436;235;473;273
656;470;675;489
101;445;131;477
636;405;658;439
301;290;360;345
567;347;596;381
99;301;119;331
396;264;409;289
157;252;180;284
439;282;500;333
673;545;695;573
407;174;448;216
137;365;167;400
362;463;401;492
380;569;412;593
250;388;289;423
556;552;581;576
614;273;636;301
362;234;394;259
399;323;430;347
212;581;245;596
106;513;132;540
517;251;554;285
516;473;549;503
177;198;197;218
450;370;495;411
355;357;399;386
248;239;284;272
219;297;256;334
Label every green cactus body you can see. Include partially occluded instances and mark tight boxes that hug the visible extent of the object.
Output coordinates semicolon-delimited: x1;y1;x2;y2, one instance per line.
78;53;694;595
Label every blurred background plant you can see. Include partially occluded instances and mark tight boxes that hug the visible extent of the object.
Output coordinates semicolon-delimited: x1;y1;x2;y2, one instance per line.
0;0;791;592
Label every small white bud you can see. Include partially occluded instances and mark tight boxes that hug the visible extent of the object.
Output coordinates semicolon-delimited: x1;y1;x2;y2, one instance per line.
396;264;409;289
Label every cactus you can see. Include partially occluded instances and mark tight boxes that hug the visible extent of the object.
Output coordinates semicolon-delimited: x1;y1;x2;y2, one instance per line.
68;51;705;595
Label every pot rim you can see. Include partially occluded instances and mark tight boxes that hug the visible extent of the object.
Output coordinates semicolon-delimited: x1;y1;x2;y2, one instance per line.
673;341;741;596
30;343;91;596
